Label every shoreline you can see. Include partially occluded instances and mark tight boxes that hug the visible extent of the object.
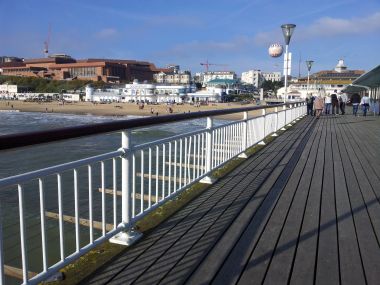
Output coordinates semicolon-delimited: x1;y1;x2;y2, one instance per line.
0;101;268;120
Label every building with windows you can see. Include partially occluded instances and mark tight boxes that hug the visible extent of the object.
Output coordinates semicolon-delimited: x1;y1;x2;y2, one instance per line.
241;70;263;87
154;69;191;85
202;71;236;85
262;72;281;82
277;59;365;99
0;55;164;83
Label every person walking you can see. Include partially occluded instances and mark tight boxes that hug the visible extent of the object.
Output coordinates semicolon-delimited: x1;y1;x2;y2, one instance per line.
331;90;339;115
350;93;361;116
314;95;324;118
360;93;370;116
324;94;332;115
306;94;314;116
339;92;348;115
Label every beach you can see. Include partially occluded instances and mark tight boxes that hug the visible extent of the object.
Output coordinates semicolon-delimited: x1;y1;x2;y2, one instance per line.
0;100;271;120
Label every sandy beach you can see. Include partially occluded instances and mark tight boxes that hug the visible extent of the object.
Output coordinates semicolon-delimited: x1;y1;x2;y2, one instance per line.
0;100;272;120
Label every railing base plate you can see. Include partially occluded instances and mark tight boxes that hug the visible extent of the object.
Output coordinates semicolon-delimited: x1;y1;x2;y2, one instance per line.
271;133;279;137
110;230;143;246
258;141;266;145
200;176;216;184
238;153;248;158
280;127;287;131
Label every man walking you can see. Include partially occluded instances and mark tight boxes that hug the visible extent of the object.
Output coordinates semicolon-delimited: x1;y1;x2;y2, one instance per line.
360;93;370;116
331;90;339;115
350;93;361;116
338;92;348;115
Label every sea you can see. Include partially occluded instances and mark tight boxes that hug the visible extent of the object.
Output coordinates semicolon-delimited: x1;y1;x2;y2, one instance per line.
0;111;228;283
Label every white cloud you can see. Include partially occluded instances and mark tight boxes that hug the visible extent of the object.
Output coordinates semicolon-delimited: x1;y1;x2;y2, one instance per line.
95;28;118;39
253;11;380;45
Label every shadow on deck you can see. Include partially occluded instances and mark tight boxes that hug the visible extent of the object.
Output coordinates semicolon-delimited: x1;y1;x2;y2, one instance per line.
83;114;380;285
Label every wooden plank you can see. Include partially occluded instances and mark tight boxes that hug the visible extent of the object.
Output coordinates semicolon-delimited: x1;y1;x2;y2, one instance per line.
135;172;181;183
290;118;327;284
331;117;366;284
262;116;321;284
315;117;340;285
237;119;318;284
198;118;315;285
45;211;114;231
4;265;37;280
98;188;162;203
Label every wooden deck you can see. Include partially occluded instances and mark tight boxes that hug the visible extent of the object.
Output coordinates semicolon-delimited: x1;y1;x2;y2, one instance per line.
83;114;380;285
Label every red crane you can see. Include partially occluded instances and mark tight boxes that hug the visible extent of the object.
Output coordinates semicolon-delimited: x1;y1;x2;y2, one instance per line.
200;60;228;72
44;24;51;58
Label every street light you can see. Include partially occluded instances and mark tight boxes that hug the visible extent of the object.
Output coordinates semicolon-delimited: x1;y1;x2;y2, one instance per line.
306;60;314;96
281;23;296;103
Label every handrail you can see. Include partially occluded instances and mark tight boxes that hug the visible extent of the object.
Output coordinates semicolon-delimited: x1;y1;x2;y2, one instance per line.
0;104;285;151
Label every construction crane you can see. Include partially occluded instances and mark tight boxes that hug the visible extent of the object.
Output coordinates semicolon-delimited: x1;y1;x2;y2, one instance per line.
200;60;228;72
44;24;51;58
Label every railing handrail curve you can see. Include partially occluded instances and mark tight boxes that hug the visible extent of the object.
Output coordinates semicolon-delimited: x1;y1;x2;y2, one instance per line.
0;103;286;151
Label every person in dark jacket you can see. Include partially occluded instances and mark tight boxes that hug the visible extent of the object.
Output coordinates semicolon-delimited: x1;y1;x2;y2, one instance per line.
350;93;361;116
331;90;339;115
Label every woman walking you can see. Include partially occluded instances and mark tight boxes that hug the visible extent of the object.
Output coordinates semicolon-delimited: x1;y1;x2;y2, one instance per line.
314;95;324;118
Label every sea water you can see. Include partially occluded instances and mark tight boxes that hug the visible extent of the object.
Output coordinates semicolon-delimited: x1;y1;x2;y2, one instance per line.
0;112;227;283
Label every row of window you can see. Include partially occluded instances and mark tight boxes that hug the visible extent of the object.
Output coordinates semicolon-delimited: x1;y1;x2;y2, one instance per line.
69;67;96;77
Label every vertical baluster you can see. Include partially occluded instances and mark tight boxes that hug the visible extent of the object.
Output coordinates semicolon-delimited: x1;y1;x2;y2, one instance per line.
140;150;144;213
155;145;159;203
168;142;172;195
17;185;29;284
101;162;106;236
112;158;117;229
39;179;48;272
148;147;152;208
174;140;177;192
197;134;200;178
162;143;166;198
57;174;65;260
201;133;205;174
187;136;192;182
179;139;183;188
132;154;136;217
88;166;93;244
184;137;188;186
74;170;80;251
193;135;196;181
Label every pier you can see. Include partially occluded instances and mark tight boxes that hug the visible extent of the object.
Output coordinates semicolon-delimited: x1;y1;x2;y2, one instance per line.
0;86;379;284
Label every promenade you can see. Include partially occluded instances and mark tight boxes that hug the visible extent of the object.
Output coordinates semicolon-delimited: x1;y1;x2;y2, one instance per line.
84;114;380;285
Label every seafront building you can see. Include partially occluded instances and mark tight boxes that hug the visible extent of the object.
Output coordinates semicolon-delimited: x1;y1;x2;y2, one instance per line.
241;70;281;87
0;54;171;83
277;59;365;99
200;71;237;86
153;65;191;85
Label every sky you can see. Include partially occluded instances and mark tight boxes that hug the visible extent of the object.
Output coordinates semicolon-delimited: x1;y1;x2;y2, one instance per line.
1;0;380;77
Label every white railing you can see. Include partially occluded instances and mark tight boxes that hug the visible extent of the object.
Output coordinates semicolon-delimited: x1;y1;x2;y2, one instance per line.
0;103;306;284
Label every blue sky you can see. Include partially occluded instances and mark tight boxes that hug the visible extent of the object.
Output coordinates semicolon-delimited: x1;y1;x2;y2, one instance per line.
1;0;379;77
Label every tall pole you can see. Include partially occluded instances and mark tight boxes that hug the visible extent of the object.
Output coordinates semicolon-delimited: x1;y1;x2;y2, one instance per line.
305;60;314;97
281;24;296;104
284;44;289;103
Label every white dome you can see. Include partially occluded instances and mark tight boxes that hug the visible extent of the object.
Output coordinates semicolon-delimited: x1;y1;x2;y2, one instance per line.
268;44;283;58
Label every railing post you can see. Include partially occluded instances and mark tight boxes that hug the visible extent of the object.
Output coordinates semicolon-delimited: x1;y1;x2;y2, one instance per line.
258;109;266;145
287;104;293;127
238;112;248;158
200;117;216;184
110;130;142;246
271;107;279;137
281;105;287;130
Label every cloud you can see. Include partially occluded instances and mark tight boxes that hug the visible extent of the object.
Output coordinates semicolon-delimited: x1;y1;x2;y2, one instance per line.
253;11;380;45
95;28;118;39
303;12;380;37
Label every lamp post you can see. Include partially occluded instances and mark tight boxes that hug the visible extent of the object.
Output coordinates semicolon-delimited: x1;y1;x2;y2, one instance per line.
306;60;314;96
281;24;296;103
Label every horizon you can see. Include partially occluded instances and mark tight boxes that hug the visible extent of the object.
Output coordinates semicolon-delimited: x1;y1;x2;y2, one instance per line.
1;0;379;76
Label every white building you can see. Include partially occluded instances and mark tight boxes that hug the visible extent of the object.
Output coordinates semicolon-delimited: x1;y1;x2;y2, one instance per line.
262;72;281;82
0;84;18;98
241;70;262;87
202;71;236;85
85;82;196;103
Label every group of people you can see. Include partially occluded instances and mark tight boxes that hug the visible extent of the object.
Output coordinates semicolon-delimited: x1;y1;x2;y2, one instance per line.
306;90;371;118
